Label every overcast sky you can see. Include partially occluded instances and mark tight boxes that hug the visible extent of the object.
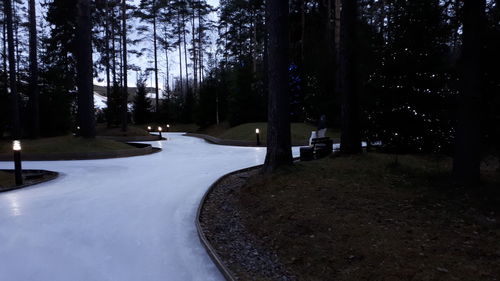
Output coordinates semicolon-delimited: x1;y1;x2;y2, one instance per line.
94;0;220;89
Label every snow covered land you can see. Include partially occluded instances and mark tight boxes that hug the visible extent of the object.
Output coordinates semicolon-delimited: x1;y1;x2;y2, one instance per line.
94;92;108;110
0;134;301;281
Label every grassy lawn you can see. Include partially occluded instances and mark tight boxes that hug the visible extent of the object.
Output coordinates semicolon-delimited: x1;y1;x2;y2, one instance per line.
165;123;200;132
0;171;14;188
202;122;340;145
236;153;500;280
0;135;134;154
96;124;151;137
119;123;200;133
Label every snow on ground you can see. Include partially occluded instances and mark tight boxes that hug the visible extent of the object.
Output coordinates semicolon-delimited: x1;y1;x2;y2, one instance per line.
94;92;134;111
94;92;107;110
0;134;299;281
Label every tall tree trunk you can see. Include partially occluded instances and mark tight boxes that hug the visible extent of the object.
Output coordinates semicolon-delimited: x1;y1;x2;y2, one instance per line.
164;25;170;92
182;15;189;92
4;0;21;139
105;0;111;100
153;0;159;113
237;22;242;62
177;10;183;93
3;14;8;96
198;12;203;84
121;0;128;131
1;19;3;71
263;0;292;173
13;0;19;83
76;0;96;138
326;0;334;57
215;91;219;125
300;0;305;63
28;0;40;138
451;0;460;52
111;5;117;84
118;27;123;88
334;0;341;54
191;4;198;94
250;10;257;73
453;0;485;186
338;0;361;154
224;25;228;65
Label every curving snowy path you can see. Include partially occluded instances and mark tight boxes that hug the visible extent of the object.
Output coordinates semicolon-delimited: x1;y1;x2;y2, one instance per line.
0;133;299;281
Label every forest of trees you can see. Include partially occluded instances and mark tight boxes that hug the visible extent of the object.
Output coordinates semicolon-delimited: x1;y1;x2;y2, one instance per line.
0;0;499;182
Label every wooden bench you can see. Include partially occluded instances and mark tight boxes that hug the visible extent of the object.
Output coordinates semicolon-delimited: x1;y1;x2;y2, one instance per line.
300;137;333;161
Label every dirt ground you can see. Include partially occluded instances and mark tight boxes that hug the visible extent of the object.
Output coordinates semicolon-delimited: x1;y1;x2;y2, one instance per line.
201;153;500;281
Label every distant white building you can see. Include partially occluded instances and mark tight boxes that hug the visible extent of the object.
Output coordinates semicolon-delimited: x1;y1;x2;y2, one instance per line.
94;92;107;110
93;92;133;110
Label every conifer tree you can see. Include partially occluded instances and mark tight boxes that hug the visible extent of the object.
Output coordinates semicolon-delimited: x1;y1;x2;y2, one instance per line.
135;0;160;113
263;0;292;173
4;0;21;139
453;0;486;186
121;0;129;131
338;0;361;154
76;0;96;137
28;0;40;138
133;73;152;124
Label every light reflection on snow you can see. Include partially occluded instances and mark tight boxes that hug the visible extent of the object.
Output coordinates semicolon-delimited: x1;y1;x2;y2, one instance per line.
156;140;164;149
6;193;22;216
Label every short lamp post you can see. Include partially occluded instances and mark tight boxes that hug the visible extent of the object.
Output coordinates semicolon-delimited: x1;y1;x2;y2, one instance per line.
166;124;170;132
158;126;163;139
147;126;152;133
13;140;23;186
255;128;260;146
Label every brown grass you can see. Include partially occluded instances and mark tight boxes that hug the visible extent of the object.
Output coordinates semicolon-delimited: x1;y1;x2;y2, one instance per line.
200;122;340;146
0;171;14;188
96;124;150;137
238;153;500;281
0;135;133;154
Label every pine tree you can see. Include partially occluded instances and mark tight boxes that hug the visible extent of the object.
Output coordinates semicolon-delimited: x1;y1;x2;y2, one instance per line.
362;0;454;153
133;73;152;124
76;0;96;138
453;0;486;186
28;0;40;138
338;0;362;154
0;2;9;138
135;0;160;113
93;0;123;128
262;0;292;173
4;0;21;139
121;0;129;131
41;0;77;136
158;4;176;94
105;82;123;126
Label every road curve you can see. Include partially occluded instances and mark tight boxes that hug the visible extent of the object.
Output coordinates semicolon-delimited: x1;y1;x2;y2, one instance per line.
0;133;293;281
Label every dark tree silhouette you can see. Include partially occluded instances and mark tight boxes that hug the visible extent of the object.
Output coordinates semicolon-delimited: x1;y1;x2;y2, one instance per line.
28;0;39;138
152;0;159;113
136;0;160;112
121;0;129;132
41;0;77;136
104;0;111;113
262;0;292;173
75;0;96;138
453;0;486;186
338;0;361;154
4;0;20;139
132;75;152;124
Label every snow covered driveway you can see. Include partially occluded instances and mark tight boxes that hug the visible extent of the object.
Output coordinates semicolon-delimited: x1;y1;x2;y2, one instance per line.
0;134;298;281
